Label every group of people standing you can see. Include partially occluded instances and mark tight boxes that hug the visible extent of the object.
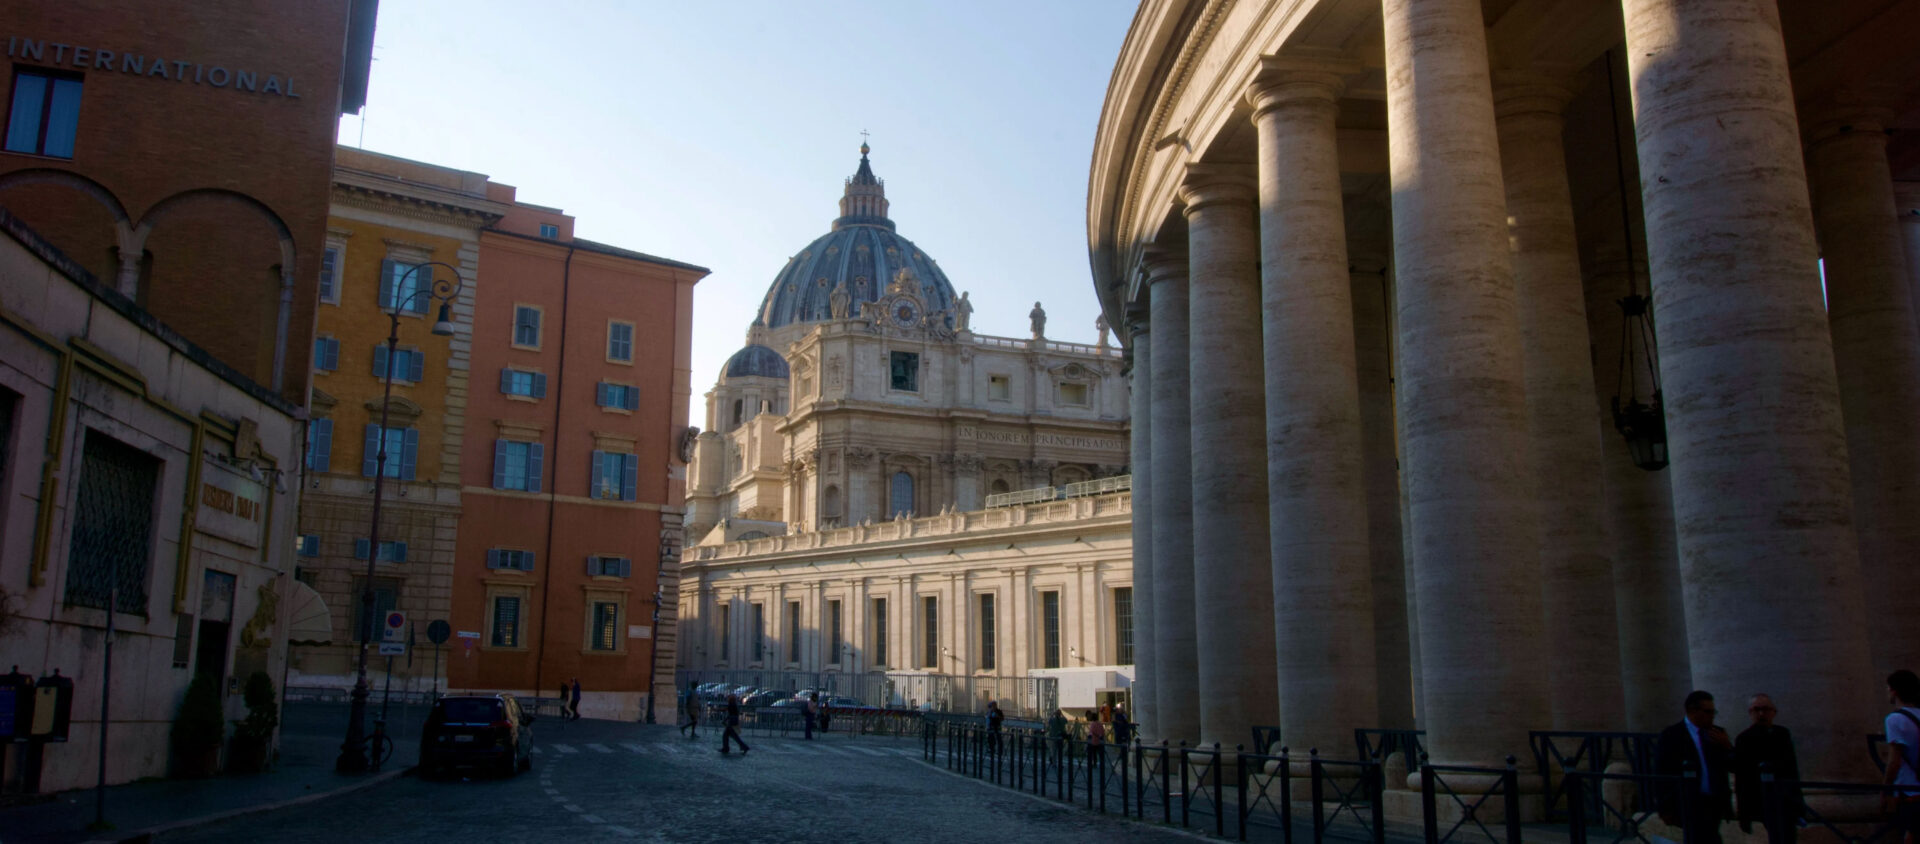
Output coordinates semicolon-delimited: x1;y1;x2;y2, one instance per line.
554;678;582;721
1653;670;1920;843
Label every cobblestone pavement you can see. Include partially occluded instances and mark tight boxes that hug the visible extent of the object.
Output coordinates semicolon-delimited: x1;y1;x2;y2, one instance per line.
157;719;1201;843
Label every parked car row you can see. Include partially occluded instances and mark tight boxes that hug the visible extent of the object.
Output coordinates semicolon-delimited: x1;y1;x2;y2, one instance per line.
688;682;863;709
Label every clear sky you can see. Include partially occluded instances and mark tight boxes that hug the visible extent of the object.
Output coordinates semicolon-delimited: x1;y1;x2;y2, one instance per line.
337;0;1136;426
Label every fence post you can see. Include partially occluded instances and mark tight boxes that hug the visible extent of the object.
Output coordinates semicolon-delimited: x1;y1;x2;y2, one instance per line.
1067;736;1078;802
1237;744;1249;842
1216;743;1226;838
1421;756;1437;844
1099;741;1108;814
1181;742;1192;828
1281;747;1293;844
1504;755;1521;844
1163;741;1173;825
1122;739;1131;816
1311;748;1325;844
1566;771;1586;844
1369;755;1384;844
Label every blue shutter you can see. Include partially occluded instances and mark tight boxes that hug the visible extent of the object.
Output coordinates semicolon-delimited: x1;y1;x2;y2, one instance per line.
499;368;513;394
324;338;340;371
408;349;424;382
407;264;429;313
312;418;332;473
372;344;389;378
379;259;397;309
595;383;610;407
400;428;419;480
532;372;547;398
524;552;537;572
622;453;638;501
619;558;632;578
590;450;606;497
354;538;370;560
486;549;501;570
391;541;408;562
362;424;380;477
527;443;544;493
623;386;639;411
493;439;509;489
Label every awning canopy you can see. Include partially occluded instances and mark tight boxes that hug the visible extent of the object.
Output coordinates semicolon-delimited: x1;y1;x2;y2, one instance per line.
286;580;334;645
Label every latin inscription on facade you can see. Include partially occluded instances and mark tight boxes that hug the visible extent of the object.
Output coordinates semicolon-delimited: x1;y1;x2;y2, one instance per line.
955;426;1120;451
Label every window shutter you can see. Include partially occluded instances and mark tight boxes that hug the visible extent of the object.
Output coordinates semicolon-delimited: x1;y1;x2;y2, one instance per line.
619;558;632;578
400;428;419;480
354;538;370;560
392;541;408;562
623;386;639;411
371;344;388;378
312;418;332;473
585;556;597;577
524;552;537;572
493;439;509;489
595;383;610;407
532;372;547;398
500;368;513;393
362;424;380;477
590;450;606;497
407;265;429;313
408;349;424;382
622;454;638;501
324;338;340;371
487;549;502;570
379;259;397;309
527;443;544;493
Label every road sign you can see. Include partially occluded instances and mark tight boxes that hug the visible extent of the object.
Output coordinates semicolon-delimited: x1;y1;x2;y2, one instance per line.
378;642;406;656
427;619;451;644
456;631;480;639
381;611;407;643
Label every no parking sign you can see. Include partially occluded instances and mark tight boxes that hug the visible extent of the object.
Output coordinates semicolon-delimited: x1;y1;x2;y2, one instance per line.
381;611;407;644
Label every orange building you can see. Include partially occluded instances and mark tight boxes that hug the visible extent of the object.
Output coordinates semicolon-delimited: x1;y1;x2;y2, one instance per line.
450;200;704;720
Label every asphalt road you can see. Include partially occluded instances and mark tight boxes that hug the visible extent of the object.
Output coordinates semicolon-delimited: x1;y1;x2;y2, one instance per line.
157;717;1200;843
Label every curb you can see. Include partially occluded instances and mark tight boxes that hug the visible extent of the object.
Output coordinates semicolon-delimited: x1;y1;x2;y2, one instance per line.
79;766;414;844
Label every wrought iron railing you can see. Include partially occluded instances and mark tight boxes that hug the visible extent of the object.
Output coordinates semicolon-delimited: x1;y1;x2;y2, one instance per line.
1420;755;1522;844
985;474;1132;508
1529;730;1659;822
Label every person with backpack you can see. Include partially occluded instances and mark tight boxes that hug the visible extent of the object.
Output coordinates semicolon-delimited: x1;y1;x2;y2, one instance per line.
1882;670;1920;837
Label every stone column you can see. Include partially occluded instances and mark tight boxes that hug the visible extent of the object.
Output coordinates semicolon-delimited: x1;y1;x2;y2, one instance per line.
1146;249;1201;742
1382;0;1550;767
1248;65;1378;758
1494;74;1625;731
1806;112;1920;677
1351;251;1414;729
1179;166;1279;749
1622;0;1875;780
1126;304;1158;738
1899;183;1920;320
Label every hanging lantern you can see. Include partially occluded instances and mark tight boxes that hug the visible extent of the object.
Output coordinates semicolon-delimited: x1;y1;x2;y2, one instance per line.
1611;293;1669;471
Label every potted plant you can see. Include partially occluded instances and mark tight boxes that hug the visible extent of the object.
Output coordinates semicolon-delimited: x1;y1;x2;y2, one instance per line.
227;672;279;773
170;672;225;778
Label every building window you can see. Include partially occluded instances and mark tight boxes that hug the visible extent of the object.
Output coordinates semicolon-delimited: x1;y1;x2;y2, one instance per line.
499;367;546;398
787;601;802;663
978;594;996;671
889;351;918;392
306;418;333;473
597;382;640;411
607;321;634;363
730;399;744;429
889;471;914;518
313;336;340;372
350;576;402;644
318;246;341;304
589;601;621;651
63;432;159;612
4;70;82;158
718;603;731;663
513;305;542;348
752;603;765;662
1115;587;1134;666
827;599;842;665
586;555;631;577
590;450;638;501
361;424;418;480
490;595;522;647
872;598;888;667
988;374;1010;401
990;479;1010;495
1042;591;1061;669
1058;381;1090;407
297;534;320;557
486;549;536;571
379;259;430;314
539;223;560;239
921;596;939;669
492;439;543;492
352;538;408;563
371;345;424;383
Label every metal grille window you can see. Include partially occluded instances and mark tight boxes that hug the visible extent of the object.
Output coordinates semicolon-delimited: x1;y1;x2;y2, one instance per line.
590;601;620;651
752;603;765;662
978;594;996;671
922;596;938;669
64;432;160;612
1042;591;1061;669
872;598;887;666
827;599;842;665
787;601;801;663
491;596;521;647
1115;587;1134;666
889;351;918;391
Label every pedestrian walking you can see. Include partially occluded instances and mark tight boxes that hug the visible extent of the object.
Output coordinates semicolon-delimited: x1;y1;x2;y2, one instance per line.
1086;710;1107;766
804;693;817;740
720;693;750;755
1656;690;1734;844
681;688;701;739
1112;704;1132;746
570;678;583;721
558;680;573;721
818;696;832;734
1046;708;1068;762
1734;693;1803;842
1881;669;1920;839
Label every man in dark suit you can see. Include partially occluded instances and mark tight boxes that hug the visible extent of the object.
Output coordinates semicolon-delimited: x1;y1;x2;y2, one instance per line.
1657;690;1735;844
1734;693;1802;842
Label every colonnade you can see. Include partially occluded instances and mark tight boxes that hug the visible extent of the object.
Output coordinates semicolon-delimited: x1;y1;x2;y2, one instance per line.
1120;0;1917;785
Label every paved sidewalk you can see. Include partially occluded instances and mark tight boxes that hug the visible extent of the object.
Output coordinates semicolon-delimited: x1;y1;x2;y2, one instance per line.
1;701;425;844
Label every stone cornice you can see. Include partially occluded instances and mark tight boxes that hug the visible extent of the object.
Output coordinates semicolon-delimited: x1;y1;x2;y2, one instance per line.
332;167;511;223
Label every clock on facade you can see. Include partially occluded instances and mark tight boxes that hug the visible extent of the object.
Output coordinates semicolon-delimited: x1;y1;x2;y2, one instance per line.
893;301;920;327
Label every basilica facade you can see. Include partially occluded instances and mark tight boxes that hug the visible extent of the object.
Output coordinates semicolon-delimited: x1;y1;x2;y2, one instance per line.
678;148;1138;711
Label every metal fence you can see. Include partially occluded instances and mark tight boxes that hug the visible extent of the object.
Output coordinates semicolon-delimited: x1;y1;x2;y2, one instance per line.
677;670;1056;718
985;474;1133;509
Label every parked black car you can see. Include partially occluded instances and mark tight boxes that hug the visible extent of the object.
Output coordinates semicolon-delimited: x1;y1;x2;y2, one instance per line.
421;694;534;778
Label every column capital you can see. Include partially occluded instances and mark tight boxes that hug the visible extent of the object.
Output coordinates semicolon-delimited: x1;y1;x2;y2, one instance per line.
1177;164;1256;214
1490;71;1578;122
1141;245;1190;286
1124;300;1151;337
1246;53;1357;117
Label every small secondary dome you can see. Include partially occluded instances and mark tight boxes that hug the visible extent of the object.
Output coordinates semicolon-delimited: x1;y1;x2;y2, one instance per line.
723;344;789;379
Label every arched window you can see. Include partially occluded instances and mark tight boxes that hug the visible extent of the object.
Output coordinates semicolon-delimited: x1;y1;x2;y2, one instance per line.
731;399;743;428
889;471;914;517
822;485;842;518
990;479;1010;495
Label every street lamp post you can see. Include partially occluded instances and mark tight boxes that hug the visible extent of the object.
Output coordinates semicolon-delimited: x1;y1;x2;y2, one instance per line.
645;590;663;724
336;262;464;774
